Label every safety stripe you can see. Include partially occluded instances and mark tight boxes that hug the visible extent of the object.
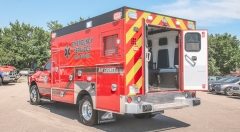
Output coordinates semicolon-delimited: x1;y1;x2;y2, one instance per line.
126;59;142;86
124;9;195;94
136;76;143;89
126;37;142;65
126;12;150;44
165;17;176;29
177;19;187;30
151;15;163;25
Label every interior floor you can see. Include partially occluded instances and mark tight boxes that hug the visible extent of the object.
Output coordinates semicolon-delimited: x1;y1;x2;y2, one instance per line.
147;26;179;91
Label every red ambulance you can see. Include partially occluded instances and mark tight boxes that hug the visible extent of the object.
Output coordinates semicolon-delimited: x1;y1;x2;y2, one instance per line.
28;7;208;125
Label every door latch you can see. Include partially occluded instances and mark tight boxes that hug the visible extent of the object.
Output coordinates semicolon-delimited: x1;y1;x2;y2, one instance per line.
145;52;151;62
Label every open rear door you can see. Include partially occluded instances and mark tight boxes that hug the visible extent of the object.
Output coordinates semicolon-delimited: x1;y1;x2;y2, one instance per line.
182;30;208;91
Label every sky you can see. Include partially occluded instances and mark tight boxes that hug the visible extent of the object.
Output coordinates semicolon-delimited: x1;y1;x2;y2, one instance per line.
0;0;239;37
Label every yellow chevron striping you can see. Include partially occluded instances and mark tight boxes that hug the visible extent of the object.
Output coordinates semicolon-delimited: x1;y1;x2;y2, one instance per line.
177;19;187;30
136;76;143;89
126;59;142;86
151;15;163;25
126;12;150;44
126;37;142;65
166;17;176;29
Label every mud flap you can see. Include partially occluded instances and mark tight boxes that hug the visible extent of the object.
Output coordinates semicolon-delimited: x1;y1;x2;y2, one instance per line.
98;111;116;124
193;98;201;106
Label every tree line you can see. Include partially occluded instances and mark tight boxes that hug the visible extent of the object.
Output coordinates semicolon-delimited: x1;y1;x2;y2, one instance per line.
0;20;240;75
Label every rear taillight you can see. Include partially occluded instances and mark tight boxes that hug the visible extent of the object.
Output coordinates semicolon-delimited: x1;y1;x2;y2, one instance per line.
127;97;132;103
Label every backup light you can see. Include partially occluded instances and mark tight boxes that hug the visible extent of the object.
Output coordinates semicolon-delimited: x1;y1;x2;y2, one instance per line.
137;96;141;103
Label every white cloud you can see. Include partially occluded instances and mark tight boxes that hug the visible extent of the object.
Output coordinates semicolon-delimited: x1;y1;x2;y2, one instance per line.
150;0;240;27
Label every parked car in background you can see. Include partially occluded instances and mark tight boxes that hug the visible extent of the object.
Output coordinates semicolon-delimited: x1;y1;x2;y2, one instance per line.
212;77;240;96
229;84;240;96
19;68;34;76
0;65;17;85
208;76;223;83
208;77;232;92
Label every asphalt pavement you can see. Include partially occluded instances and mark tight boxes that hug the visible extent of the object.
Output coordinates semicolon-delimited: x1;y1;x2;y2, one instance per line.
0;77;240;132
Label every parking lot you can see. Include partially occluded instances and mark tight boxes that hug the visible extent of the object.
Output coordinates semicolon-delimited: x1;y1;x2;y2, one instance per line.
0;77;240;132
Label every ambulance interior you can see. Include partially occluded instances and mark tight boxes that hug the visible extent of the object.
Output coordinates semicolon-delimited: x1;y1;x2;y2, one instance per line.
146;26;180;91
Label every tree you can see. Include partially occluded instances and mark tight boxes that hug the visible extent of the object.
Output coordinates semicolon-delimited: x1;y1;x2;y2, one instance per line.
47;20;63;31
0;20;50;69
208;33;240;75
67;17;85;25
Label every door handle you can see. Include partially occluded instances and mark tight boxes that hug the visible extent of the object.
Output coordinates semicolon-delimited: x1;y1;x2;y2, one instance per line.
185;54;196;67
145;52;151;62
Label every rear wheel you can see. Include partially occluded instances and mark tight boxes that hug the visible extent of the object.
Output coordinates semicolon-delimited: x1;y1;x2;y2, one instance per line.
133;113;156;119
208;87;213;92
78;95;98;126
30;85;41;105
225;87;233;96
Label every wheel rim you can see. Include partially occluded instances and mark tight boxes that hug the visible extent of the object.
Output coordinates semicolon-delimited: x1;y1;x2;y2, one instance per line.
30;87;37;102
82;100;93;121
226;88;232;95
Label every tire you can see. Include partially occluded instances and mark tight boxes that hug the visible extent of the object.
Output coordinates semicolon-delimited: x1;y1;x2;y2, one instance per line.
29;85;41;105
208;87;213;92
78;95;98;126
3;82;9;85
0;77;3;86
225;87;233;96
133;113;156;119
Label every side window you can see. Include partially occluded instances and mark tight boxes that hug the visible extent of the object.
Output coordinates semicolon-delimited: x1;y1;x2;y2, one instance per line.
159;37;168;46
44;61;51;70
103;34;118;56
185;33;201;52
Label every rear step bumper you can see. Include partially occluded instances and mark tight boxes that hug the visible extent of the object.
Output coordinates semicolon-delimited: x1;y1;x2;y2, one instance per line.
124;97;200;114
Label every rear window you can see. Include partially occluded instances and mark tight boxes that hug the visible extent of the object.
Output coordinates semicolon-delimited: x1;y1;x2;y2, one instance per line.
103;34;118;56
185;33;201;52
